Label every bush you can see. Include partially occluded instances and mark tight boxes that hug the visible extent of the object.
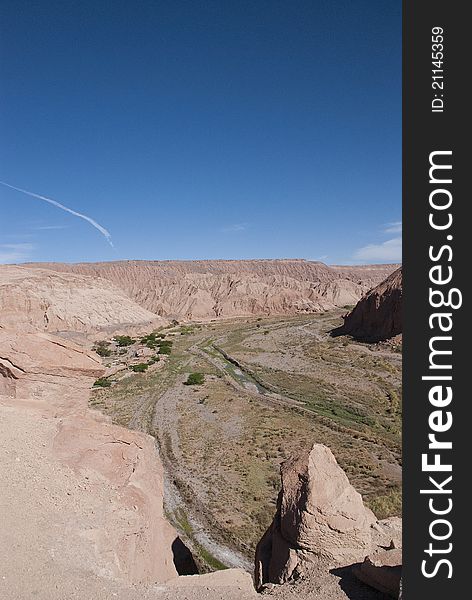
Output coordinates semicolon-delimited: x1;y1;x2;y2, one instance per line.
95;346;112;357
130;363;149;373
93;341;112;357
114;335;134;347
184;372;205;386
140;333;160;349
93;378;111;388
157;340;173;355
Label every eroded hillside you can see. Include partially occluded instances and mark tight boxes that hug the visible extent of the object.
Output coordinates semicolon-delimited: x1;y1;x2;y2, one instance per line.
0;264;164;334
26;260;399;320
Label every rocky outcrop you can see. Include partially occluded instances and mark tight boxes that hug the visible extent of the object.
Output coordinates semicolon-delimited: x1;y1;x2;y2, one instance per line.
0;327;258;599
0;264;165;335
0;329;103;402
26;260;399;320
333;267;402;342
354;548;402;598
255;444;377;587
0;329;180;583
255;444;403;597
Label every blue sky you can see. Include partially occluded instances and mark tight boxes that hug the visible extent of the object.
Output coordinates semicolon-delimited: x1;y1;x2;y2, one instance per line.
0;1;401;265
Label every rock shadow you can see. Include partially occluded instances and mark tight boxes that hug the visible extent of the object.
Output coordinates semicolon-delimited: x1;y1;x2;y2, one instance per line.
171;536;199;576
330;564;391;600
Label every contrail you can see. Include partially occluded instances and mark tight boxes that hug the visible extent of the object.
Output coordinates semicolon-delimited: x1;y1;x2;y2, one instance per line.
0;180;114;247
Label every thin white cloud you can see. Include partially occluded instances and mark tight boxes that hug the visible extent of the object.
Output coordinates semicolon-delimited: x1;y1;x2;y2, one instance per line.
354;237;402;262
313;254;329;261
0;243;34;263
0;180;114;247
33;224;69;231
221;223;248;233
384;221;402;234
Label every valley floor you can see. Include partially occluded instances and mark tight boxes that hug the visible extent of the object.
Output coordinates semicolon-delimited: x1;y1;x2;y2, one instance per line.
90;310;402;571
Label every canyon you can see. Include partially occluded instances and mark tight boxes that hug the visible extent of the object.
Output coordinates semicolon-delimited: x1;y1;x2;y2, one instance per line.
25;260;398;320
0;260;402;599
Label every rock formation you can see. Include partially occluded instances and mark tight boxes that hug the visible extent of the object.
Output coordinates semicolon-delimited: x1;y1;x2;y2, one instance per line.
332;267;402;342
25;260;399;320
255;444;402;596
0;264;164;335
255;444;377;587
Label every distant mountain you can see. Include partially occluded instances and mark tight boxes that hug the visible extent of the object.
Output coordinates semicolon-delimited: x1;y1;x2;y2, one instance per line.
22;259;399;321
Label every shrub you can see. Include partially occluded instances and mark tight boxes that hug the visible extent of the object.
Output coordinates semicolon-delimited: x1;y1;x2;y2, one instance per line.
93;340;112;357
141;333;162;349
130;363;149;373
114;335;134;347
157;340;173;355
184;372;205;386
93;378;111;388
95;346;112;357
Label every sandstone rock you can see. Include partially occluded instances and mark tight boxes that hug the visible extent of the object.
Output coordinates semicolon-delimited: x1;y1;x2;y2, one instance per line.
333;267;402;342
255;444;376;587
370;516;403;550
0;329;103;404
26;260;399;320
353;548;402;598
0;329;180;589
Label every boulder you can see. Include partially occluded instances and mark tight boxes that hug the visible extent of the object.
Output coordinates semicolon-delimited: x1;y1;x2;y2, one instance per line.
354;548;402;598
255;444;377;587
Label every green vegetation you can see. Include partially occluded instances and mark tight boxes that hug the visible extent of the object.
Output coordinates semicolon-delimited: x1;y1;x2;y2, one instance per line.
198;546;227;571
130;363;149;373
184;372;205;385
158;340;173;355
178;325;201;335
93;377;111;388
114;335;134;347
140;332;166;349
173;507;227;571
366;487;402;520
93;340;112;357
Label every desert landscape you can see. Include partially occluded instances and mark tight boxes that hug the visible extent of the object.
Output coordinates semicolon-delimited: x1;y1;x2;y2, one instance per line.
0;260;403;599
1;2;404;597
